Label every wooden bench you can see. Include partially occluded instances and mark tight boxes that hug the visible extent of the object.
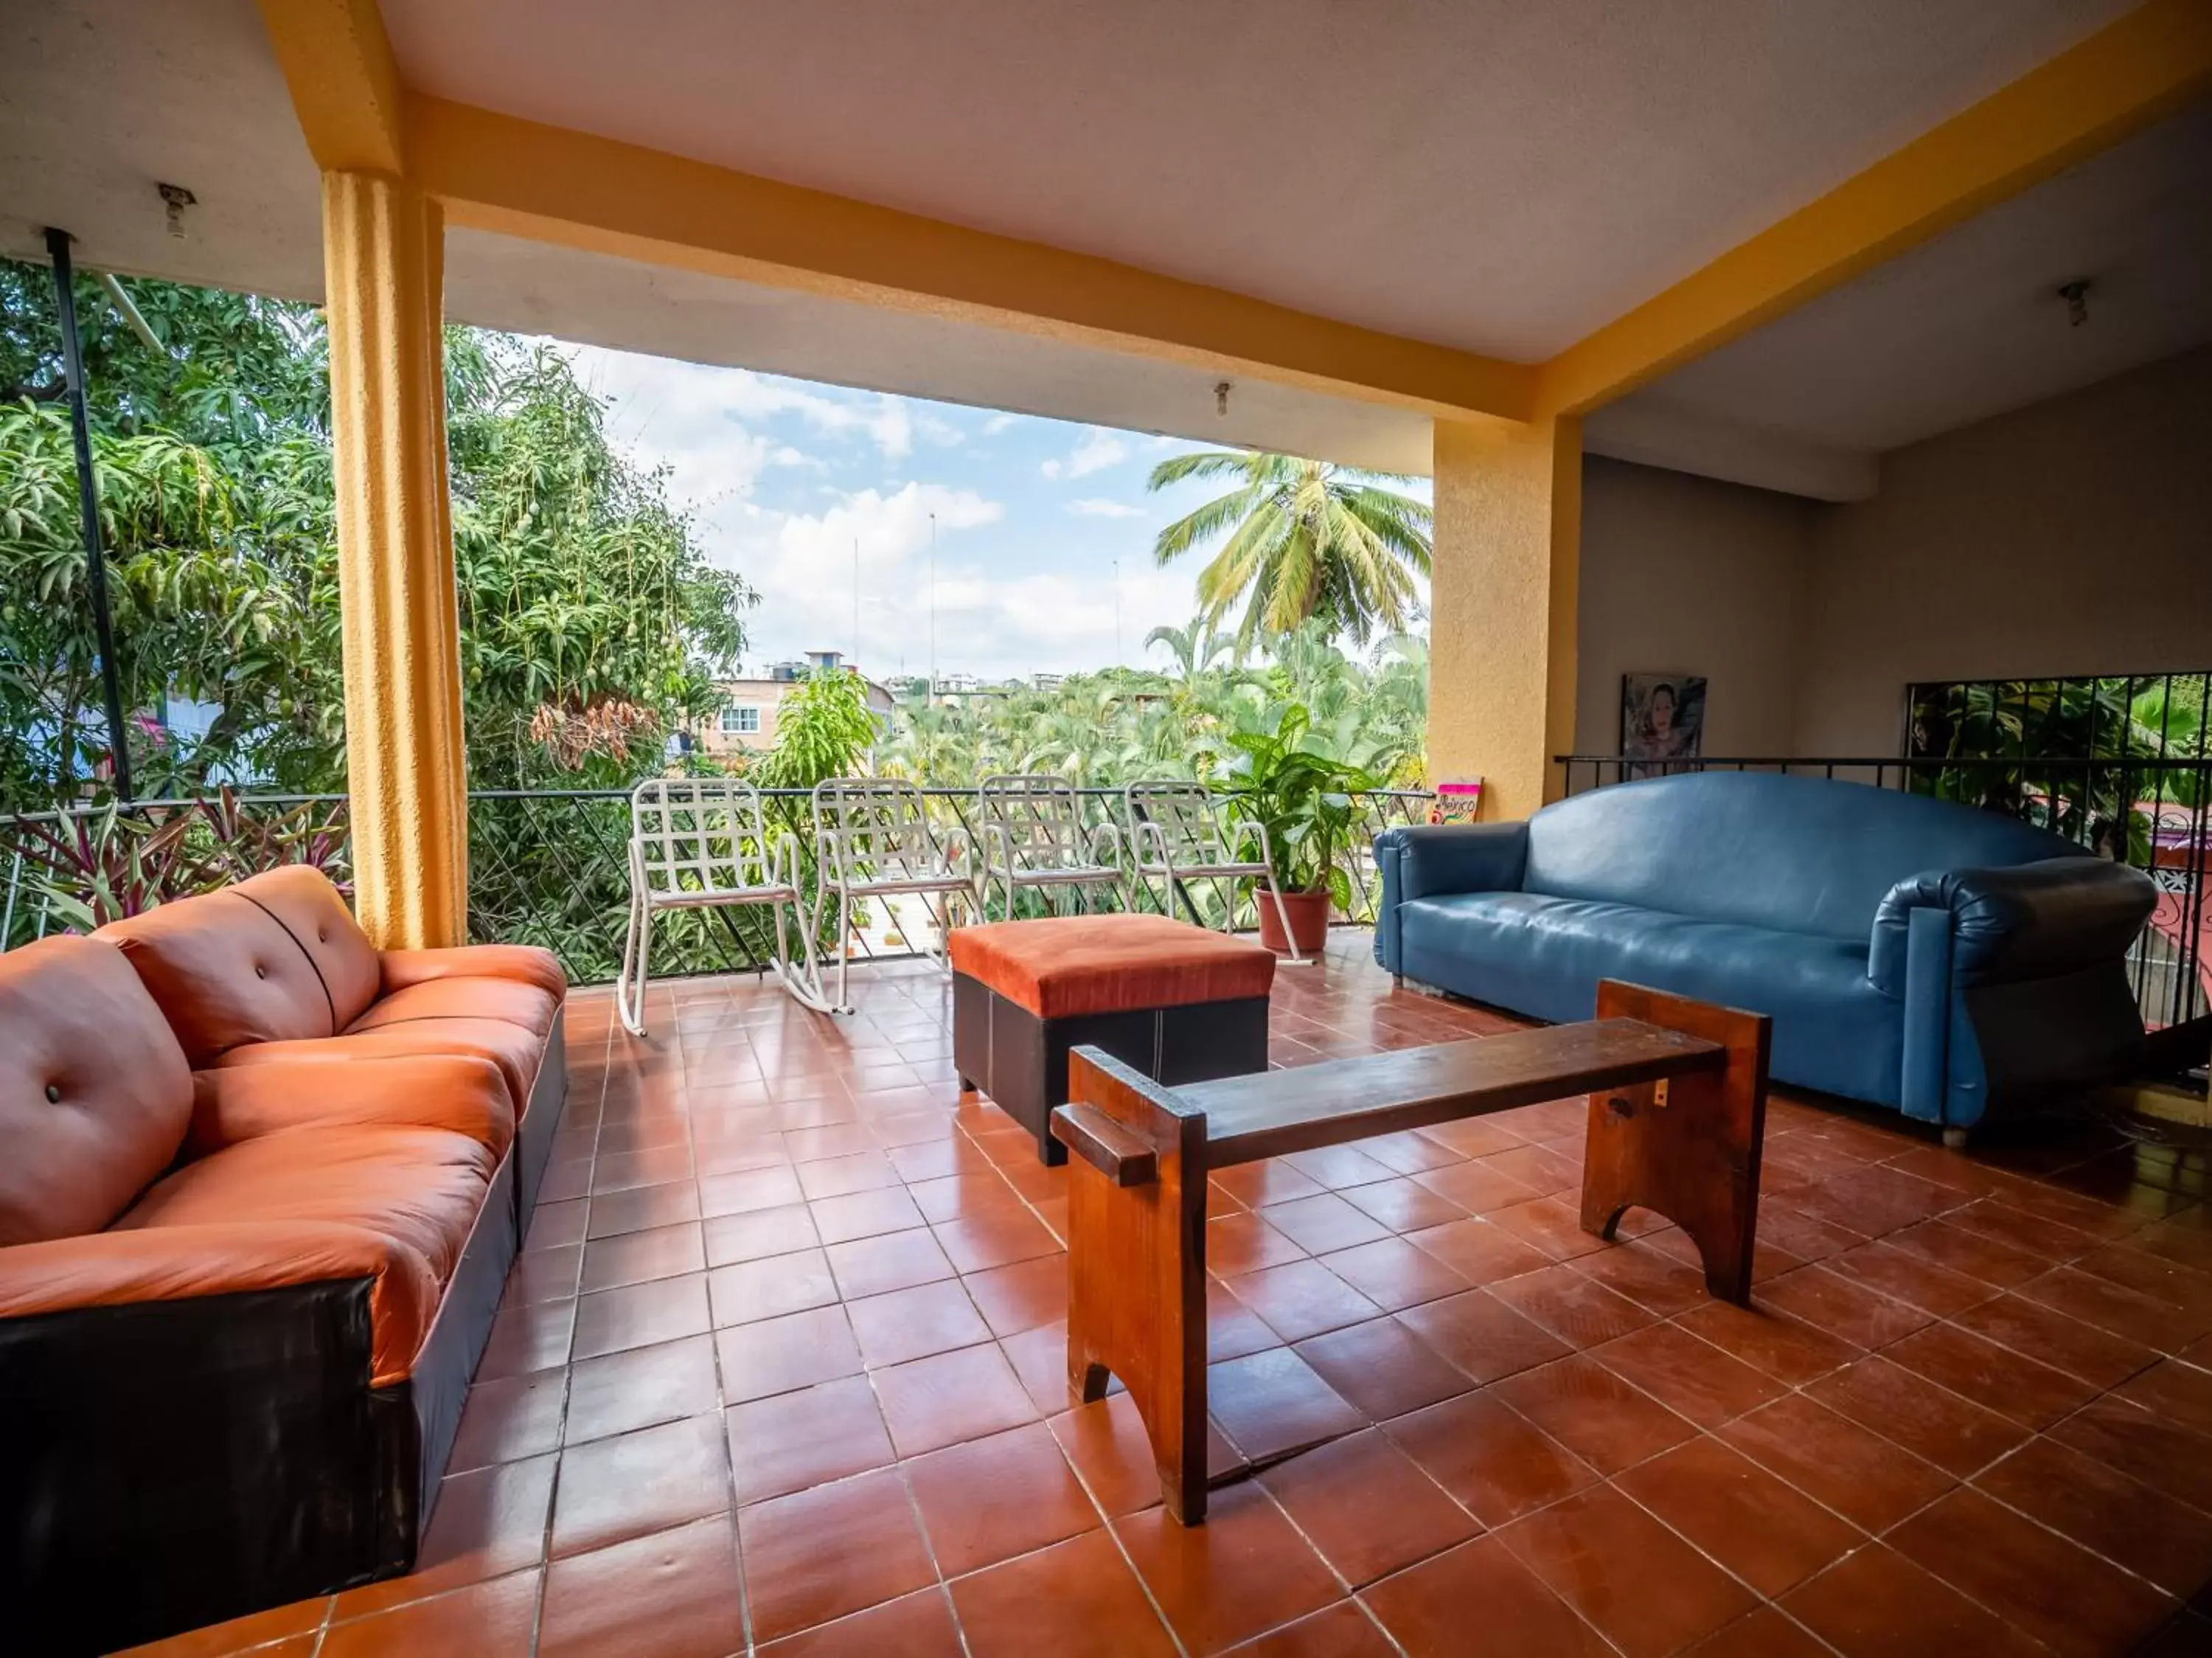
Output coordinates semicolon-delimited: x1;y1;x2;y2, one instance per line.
1048;979;1770;1522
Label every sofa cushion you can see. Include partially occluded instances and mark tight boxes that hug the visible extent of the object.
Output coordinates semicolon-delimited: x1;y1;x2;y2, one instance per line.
232;866;383;1028
948;914;1276;1019
349;976;561;1039
0;1219;439;1387
0;936;194;1246
112;1123;495;1286
186;1055;515;1161
1399;891;1906;1107
99;889;335;1063
216;1019;549;1120
383;943;568;1003
1520;771;2079;941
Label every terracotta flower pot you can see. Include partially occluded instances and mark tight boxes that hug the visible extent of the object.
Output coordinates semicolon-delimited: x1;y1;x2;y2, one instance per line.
1259;887;1331;954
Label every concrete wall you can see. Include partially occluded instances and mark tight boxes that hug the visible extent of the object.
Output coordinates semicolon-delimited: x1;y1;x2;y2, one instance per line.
1575;457;1812;756
1792;342;2212;754
1569;342;2212;760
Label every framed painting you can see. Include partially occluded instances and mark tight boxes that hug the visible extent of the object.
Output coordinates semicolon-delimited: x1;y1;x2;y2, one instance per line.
1621;674;1706;770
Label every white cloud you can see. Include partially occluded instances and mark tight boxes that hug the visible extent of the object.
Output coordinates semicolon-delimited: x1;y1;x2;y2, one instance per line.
577;343;917;461
553;341;1231;679
915;560;1193;677
1040;426;1128;479
915;412;967;448
566;347;779;542
720;482;1206;679
723;483;1007;669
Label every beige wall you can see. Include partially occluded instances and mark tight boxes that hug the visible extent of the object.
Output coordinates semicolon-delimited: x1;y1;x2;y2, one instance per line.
1575;457;1812;757
1565;343;2212;761
1792;342;2212;754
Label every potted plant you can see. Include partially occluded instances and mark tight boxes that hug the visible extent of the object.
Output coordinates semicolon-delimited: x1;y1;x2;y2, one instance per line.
1217;704;1380;954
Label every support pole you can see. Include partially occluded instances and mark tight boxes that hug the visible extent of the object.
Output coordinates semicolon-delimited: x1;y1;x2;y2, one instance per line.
322;170;467;947
44;229;134;803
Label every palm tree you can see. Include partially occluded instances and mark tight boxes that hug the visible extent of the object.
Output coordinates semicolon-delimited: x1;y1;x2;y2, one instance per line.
1148;451;1431;650
1143;619;1234;683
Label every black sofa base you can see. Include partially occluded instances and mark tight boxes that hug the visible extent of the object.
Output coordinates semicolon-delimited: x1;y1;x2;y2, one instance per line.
1;1145;522;1656
952;973;1270;1164
514;1002;569;1235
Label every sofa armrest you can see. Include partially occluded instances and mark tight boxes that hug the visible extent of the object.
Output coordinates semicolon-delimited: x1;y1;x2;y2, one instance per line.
1377;823;1530;902
187;1055;515;1159
380;943;567;1002
1373;823;1530;974
1869;857;2158;996
0;1220;437;1385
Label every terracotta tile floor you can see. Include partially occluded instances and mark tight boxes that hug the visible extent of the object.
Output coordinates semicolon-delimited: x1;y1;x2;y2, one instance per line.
132;934;2212;1657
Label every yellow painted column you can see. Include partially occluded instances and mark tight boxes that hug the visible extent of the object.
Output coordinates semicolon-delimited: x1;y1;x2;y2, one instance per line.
1427;414;1582;819
323;170;468;947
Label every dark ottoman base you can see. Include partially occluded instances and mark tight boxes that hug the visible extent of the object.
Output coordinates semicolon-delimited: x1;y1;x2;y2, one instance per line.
953;973;1270;1165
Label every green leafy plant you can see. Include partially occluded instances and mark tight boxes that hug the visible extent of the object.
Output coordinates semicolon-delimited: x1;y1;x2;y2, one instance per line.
11;791;347;941
1906;678;2195;861
754;668;881;791
1216;704;1381;909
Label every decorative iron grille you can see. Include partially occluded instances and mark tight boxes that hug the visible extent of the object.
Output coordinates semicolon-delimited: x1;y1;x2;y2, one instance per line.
2;785;1433;986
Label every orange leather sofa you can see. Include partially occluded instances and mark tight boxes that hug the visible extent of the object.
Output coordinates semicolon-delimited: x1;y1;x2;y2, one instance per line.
0;869;567;1655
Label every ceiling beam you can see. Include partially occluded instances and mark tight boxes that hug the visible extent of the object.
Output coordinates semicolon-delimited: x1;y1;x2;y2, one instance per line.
1533;0;2212;419
254;0;407;176
400;94;1533;425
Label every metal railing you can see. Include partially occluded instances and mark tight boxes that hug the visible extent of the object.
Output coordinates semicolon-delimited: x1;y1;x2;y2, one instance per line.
1;785;1433;986
1554;753;2212;1036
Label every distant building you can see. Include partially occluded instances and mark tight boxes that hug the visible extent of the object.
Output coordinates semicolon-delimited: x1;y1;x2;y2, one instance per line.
693;651;897;757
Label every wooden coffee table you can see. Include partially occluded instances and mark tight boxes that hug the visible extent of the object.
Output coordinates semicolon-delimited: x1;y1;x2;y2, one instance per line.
1049;979;1771;1522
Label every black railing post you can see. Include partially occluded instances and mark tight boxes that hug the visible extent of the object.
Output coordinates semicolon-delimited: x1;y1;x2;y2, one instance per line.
45;228;134;803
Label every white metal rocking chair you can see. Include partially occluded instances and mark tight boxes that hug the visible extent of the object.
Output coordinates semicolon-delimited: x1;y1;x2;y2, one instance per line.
975;774;1124;921
1122;780;1310;964
811;777;975;1013
617;777;832;1035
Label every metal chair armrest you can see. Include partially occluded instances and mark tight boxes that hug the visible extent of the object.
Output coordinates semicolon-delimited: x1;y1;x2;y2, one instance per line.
1132;818;1173;873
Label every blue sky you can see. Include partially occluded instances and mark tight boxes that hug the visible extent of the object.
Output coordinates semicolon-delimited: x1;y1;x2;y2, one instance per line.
562;341;1430;681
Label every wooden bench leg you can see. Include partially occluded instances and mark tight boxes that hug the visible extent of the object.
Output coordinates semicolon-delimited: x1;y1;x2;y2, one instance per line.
1581;982;1772;1305
1054;1050;1211;1523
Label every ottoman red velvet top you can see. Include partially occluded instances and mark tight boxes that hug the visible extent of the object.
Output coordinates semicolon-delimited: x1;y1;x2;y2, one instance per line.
948;915;1276;1020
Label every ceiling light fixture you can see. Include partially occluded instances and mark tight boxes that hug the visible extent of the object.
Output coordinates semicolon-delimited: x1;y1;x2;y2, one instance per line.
1214;381;1231;417
158;183;196;238
2057;279;2091;327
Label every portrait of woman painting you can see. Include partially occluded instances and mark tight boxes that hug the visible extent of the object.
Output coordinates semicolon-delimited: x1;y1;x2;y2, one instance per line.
1621;674;1706;773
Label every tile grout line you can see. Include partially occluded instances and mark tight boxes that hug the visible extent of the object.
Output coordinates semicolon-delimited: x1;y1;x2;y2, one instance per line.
379;964;2212;1658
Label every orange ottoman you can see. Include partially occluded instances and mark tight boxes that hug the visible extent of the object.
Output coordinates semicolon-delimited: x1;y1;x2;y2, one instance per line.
950;915;1276;1164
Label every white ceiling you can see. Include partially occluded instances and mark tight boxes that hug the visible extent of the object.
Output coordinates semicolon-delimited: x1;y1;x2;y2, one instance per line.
1591;97;2212;496
1;1;2203;500
446;229;1433;471
0;0;1425;469
0;0;325;301
382;0;2132;361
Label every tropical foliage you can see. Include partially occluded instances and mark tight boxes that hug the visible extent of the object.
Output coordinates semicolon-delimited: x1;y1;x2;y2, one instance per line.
1905;676;2209;860
1147;449;1431;650
0;259;753;810
1;260;1433;977
877;618;1430;791
753;668;883;792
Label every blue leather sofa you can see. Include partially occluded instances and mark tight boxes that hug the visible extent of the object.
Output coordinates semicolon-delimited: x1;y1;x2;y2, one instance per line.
1373;771;2157;1135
